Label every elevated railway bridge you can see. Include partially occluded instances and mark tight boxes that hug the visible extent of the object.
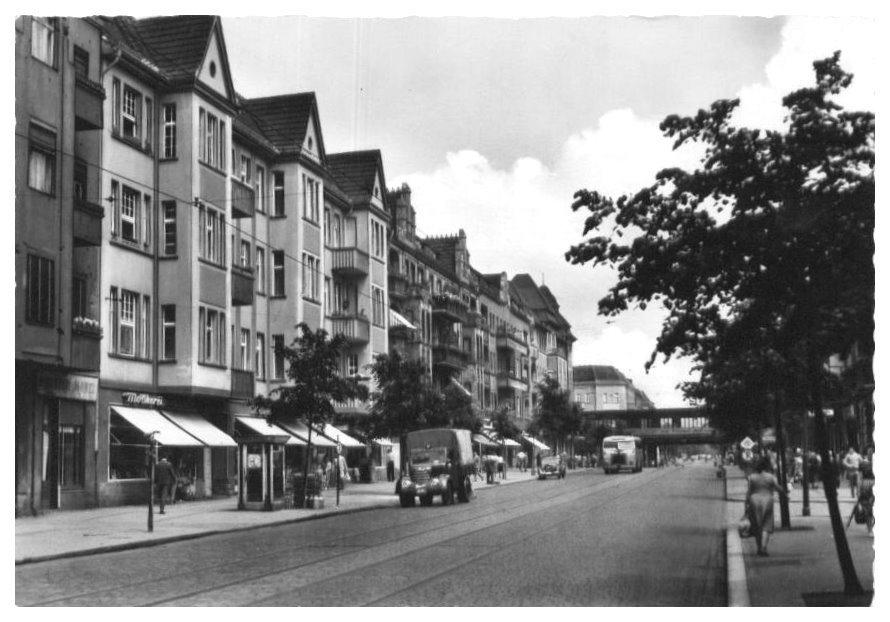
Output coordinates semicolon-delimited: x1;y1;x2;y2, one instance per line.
582;407;723;464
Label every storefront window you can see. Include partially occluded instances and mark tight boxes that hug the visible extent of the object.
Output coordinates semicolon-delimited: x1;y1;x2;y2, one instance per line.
59;425;84;488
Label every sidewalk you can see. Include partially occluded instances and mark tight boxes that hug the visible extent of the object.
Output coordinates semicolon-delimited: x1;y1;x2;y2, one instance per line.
15;467;546;565
724;465;875;606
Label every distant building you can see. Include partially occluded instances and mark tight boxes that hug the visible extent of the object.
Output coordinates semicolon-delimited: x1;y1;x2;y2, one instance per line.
572;365;655;413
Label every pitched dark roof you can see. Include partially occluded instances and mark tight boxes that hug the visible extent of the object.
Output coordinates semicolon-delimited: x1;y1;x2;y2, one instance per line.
510;274;565;329
327;150;383;204
573;365;629;384
423;236;460;275
107;16;216;84
240;93;318;156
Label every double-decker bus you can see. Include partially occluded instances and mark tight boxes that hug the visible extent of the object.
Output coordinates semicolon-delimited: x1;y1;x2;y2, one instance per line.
602;435;644;474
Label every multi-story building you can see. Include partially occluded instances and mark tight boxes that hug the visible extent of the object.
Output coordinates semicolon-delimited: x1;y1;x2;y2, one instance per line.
572;365;655;415
16;15;389;511
15;16;106;515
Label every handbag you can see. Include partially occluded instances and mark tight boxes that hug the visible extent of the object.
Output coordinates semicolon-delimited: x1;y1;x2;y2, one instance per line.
738;516;752;538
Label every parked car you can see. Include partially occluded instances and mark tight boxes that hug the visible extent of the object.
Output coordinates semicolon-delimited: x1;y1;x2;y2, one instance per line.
538;457;566;480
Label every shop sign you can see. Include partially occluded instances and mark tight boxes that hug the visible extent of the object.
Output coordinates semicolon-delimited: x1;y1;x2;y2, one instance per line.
37;372;98;401
121;392;165;407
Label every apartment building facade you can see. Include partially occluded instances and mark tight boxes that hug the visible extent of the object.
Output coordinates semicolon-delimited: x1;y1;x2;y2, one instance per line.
572;365;656;415
16;15;389;512
15;16;106;515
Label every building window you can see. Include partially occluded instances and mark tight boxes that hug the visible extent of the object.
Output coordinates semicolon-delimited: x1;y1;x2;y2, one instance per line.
272;171;285;216
271;250;285;296
324;208;331;246
109;287;150;359
28;123;56;194
59;425;84;488
120;186;138;243
162;201;176;255
198;108;226;170
255;332;266;380
118;289;136;356
324;277;331;312
162;104;176;159
121;86;143;141
72;276;87;319
198;203;226;265
332;214;342;248
302;253;319;301
371;219;385;259
26;254;54;325
109;182;151;249
161;305;175;360
371;285;385;327
72;46;89;79
255;166;265;213
238;328;251;371
302;175;319;223
239;240;251;268
240;155;251;183
346;354;359;376
272;334;285;379
198;306;226;366
30;17;56;66
255;247;265;294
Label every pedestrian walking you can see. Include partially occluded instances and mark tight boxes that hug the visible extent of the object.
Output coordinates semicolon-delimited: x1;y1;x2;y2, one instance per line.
338;453;348;489
516;450;527;472
386;449;395;482
807;450;821;489
154;456;177;514
843;446;863;499
473;452;481;482
535;452;542;473
745;456;786;556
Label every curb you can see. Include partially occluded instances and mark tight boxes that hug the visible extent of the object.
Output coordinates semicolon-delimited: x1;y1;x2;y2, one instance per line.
16;469;560;566
724;469;750;607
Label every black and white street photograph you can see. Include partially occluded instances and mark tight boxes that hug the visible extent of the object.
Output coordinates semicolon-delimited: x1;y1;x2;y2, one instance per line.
12;3;879;608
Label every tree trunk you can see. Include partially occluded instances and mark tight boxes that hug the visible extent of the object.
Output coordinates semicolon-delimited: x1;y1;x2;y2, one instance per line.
302;424;313;509
772;396;791;528
809;357;863;595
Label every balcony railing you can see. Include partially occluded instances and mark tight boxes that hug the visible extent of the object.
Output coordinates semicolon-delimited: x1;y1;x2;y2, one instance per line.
231;178;255;218
74;75;105;131
73;199;104;247
431;293;467;324
331;247;370;278
496;370;528;392
432;343;467;371
496;326;527;351
331;314;370;345
334;398;371;415
231;369;255;399
71;323;101;371
231;265;255;306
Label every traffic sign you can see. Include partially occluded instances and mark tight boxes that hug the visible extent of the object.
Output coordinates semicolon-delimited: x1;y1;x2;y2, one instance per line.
740;437;755;450
743;449;754;462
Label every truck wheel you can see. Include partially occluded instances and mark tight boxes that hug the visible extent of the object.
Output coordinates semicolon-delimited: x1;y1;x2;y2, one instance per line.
457;476;471;503
419;494;433;506
442;484;454;506
399;493;415;508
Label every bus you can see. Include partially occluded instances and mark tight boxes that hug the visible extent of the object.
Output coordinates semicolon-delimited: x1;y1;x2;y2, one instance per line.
602;435;644;474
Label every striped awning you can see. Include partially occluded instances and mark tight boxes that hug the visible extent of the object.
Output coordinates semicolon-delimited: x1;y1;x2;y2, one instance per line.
389;309;416;329
522;435;550;451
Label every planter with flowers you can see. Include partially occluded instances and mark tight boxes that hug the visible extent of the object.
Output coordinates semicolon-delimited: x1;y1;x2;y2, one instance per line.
72;316;102;338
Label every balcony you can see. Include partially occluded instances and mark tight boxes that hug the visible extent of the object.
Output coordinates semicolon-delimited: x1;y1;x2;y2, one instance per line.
74;75;105;131
334;397;370;415
70;321;101;371
463;310;484;329
496;370;528;392
496;327;527;351
331;247;370;279
231;265;255;306
431;293;467;324
432;343;467;372
331;315;370;345
230;178;255;218
231;369;255;399
73;199;104;246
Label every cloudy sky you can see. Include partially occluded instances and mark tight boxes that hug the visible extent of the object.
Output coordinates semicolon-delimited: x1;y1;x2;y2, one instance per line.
219;8;878;407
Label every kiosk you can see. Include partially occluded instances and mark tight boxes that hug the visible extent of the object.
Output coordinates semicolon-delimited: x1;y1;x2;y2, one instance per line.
235;417;294;511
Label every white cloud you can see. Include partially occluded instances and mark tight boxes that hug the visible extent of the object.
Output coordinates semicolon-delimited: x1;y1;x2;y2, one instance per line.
733;16;877;129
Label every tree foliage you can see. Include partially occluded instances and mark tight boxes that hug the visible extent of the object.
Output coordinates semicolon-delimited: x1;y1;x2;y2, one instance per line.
253;323;367;428
532;375;572;446
490;406;521;441
441;383;483;432
566;52;873;594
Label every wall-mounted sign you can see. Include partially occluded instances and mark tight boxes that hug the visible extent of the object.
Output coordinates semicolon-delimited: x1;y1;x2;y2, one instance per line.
37;372;98;401
121;392;165;407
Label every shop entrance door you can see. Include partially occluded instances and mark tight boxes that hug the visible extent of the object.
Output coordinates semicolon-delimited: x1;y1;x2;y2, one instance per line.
245;443;264;503
41;400;59;509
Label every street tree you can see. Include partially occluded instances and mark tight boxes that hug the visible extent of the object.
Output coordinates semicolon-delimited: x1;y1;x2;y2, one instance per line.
252;323;368;507
533;374;571;451
440;383;483;432
566;53;873;594
359;351;445;473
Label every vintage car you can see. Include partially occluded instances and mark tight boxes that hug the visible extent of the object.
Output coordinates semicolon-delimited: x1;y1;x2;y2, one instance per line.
537;457;566;480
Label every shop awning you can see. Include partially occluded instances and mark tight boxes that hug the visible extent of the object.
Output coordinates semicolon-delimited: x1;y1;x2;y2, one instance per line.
472;433;498;447
450;377;472;397
372;437;394;446
235;416;303;445
522;435;550;451
277;420;337;447
389;309;416;330
317;423;365;448
494;437;521;447
162;411;236;447
111;406;203;446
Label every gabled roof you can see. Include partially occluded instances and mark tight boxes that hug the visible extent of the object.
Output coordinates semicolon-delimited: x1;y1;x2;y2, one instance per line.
573;365;629;384
327;150;387;208
423;235;461;275
106;16;212;82
240;93;324;160
510;274;566;330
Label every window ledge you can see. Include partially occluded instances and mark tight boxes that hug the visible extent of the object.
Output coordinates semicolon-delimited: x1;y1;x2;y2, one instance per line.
269;294;287;300
159;157;179;164
197;361;228;370
302;297;321;305
158;359;177;364
108;353;152;364
109;238;153;258
197;257;227;271
111;132;151;155
159;254;178;260
269;214;287;220
302;217;320;228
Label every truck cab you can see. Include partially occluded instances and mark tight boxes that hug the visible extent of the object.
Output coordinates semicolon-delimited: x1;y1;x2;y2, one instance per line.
398;428;475;507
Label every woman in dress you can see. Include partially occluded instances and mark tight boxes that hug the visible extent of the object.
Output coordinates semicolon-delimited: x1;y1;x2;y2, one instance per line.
746;456;786;556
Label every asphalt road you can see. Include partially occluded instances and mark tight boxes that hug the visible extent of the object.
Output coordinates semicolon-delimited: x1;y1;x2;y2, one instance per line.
16;464;727;606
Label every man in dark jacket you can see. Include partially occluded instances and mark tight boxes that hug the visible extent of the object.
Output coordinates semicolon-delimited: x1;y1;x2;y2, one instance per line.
155;456;177;514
